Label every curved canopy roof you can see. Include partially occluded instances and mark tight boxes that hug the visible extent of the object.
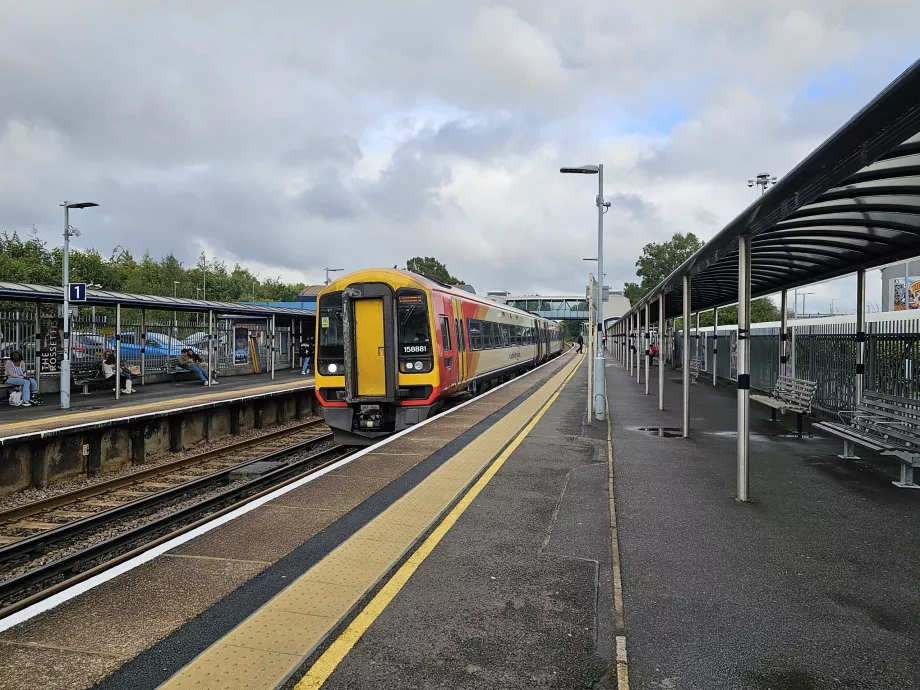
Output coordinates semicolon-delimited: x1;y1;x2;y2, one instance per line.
620;58;920;324
0;282;314;318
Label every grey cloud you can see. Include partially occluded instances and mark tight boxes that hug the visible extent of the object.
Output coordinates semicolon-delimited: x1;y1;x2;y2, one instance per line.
2;0;919;295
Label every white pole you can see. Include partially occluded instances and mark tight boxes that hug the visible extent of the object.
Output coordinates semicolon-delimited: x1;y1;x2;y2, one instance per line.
658;293;665;410
737;235;752;501
856;269;866;404
115;303;121;400
644;302;650;395
595;164;606;419
271;314;277;380
682;275;691;438
587;274;595;424
712;308;719;385
207;310;214;387
60;205;71;410
780;290;788;378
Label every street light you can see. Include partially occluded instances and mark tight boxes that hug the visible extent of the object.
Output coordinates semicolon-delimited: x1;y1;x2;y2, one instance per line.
561;164;610;422
748;173;777;195
60;201;99;410
324;267;344;285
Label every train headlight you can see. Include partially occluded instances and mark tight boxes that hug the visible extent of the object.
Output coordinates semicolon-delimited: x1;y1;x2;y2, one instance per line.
405;362;414;370
328;363;338;374
414;361;423;371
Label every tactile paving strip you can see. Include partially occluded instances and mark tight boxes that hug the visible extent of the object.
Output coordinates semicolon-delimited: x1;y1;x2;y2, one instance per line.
157;356;580;690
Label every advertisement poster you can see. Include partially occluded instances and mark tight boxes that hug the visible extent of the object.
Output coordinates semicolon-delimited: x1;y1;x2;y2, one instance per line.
234;327;250;365
892;277;920;311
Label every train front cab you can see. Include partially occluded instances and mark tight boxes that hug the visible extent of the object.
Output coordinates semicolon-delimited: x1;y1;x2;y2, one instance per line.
315;277;442;446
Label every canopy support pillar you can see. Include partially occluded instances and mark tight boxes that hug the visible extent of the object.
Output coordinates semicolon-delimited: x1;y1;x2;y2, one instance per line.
658;293;665;410
856;268;867;405
682;276;691;438
737;235;752;502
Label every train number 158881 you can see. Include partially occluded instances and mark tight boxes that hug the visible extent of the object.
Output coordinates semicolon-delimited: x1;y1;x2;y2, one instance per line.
402;345;428;354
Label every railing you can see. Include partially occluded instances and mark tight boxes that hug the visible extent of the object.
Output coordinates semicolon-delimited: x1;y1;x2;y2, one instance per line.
670;312;920;414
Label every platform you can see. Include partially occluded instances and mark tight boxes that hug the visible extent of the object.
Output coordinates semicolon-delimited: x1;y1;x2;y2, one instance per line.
0;370;316;496
0;369;312;442
0;352;611;690
608;360;920;689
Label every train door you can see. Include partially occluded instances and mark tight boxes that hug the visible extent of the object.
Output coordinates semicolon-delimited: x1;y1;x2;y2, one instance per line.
438;297;457;392
451;298;467;386
353;298;387;397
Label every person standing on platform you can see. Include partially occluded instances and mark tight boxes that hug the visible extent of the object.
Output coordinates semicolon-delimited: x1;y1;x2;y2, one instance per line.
576;333;584;354
4;351;38;407
300;336;313;375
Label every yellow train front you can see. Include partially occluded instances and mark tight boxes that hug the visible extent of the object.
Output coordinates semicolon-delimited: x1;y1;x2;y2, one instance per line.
314;269;564;445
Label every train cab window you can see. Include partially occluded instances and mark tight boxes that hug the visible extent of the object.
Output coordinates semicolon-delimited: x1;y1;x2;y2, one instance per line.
397;289;434;373
468;319;482;350
440;316;452;351
318;292;345;376
500;324;510;347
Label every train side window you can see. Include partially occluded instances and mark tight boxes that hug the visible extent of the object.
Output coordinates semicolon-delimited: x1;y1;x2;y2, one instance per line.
456;318;465;352
440;316;452;351
482;322;494;349
500;324;510;347
468;319;482;350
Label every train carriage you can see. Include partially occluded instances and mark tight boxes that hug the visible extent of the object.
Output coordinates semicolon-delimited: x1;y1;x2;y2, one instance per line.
315;269;563;445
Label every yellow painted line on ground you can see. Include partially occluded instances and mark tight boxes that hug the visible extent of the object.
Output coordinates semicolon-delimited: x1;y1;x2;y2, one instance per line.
606;372;631;690
295;356;583;690
0;379;313;434
155;356;581;690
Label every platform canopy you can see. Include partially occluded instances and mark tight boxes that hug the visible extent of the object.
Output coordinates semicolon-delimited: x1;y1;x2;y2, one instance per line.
620;58;920;324
0;282;314;317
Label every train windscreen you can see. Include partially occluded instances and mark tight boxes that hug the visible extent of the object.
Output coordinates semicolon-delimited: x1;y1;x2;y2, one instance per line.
318;292;344;374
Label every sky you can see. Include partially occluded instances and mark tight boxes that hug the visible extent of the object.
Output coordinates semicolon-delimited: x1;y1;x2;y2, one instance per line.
1;1;918;312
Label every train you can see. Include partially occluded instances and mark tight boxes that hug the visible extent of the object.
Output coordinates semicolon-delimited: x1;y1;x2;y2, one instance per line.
314;269;565;445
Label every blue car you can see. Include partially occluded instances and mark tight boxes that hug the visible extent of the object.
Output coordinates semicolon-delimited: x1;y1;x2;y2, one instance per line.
108;332;201;359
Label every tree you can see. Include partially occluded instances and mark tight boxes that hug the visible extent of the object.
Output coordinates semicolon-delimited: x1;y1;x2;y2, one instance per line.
406;256;461;284
624;233;704;305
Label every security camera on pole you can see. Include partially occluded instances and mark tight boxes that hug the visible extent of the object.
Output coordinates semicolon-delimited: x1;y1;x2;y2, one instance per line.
59;201;99;410
560;164;610;421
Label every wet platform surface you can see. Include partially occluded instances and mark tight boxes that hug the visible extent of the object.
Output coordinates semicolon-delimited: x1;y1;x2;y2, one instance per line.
0;369;312;440
609;359;920;690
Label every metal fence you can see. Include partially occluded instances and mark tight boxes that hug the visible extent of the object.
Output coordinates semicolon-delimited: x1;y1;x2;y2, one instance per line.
0;310;294;377
674;312;920;415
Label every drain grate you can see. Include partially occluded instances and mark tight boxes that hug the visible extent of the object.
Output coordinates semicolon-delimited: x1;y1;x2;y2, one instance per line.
631;426;683;438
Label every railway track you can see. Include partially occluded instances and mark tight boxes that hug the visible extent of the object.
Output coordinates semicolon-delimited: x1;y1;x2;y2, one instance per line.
0;419;331;562
0;442;355;617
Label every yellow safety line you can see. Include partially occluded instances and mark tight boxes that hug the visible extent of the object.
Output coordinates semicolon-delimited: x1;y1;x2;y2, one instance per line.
294;356;583;689
0;379;313;433
605;374;631;690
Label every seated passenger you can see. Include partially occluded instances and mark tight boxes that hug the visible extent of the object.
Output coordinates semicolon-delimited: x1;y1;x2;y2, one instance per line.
179;348;218;385
4;351;38;407
102;350;134;394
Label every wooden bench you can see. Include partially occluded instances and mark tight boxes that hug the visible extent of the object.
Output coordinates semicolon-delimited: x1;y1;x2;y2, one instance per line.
813;392;920;489
71;360;109;395
751;376;818;435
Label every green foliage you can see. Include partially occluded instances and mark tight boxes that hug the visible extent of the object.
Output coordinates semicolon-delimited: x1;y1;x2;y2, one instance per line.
624;232;704;306
562;320;585;340
406;256;461;285
676;299;781;329
0;229;305;302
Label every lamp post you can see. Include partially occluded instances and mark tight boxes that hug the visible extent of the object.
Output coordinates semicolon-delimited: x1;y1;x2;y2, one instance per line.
748;173;777;195
561;164;610;421
60;201;99;410
324;267;344;285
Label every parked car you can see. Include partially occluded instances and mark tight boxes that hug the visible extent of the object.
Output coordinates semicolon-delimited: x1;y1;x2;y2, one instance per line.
71;333;107;362
107;332;201;360
182;332;214;349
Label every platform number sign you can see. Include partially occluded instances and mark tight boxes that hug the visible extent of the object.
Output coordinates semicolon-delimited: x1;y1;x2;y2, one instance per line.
69;282;88;302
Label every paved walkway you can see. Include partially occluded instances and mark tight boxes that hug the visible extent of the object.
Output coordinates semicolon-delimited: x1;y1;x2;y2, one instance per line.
608;359;920;690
